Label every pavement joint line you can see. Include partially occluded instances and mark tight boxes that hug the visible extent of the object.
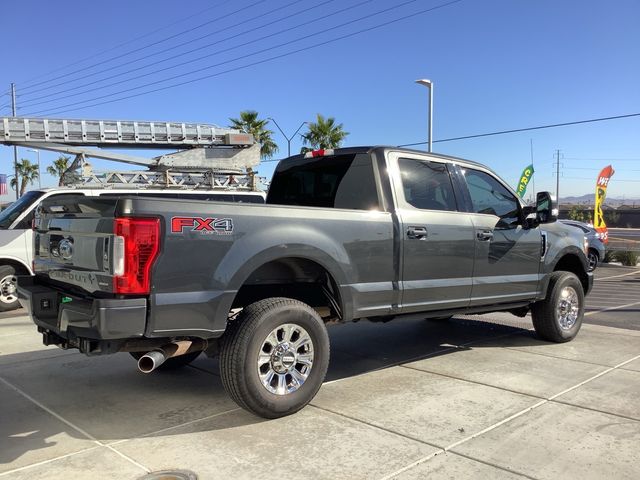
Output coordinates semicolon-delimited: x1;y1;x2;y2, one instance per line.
595;269;640;280
0;375;99;442
584;300;640;316
499;346;622;368
308;404;443;452
399;364;548;399
323;330;527;387
442;451;539;480
109;407;242;447
0;445;102;478
185;363;220;377
383;353;640;479
0;375;152;474
580;325;640;337
550;398;640;422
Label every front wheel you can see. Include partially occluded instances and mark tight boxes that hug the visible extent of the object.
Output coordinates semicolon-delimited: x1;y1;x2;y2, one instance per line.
532;271;584;343
220;298;330;419
0;265;20;312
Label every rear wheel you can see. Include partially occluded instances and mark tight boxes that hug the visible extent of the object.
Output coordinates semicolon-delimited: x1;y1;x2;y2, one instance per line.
0;265;20;312
220;297;330;419
532;271;584;343
129;351;201;370
587;249;599;272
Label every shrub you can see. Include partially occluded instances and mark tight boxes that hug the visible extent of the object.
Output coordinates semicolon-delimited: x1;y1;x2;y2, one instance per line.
603;250;616;263
614;250;639;266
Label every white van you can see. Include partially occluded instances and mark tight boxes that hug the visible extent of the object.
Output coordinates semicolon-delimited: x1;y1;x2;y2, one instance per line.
0;188;265;311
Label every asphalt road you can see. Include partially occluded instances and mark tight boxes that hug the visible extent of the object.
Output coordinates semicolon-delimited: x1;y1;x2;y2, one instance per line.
584;264;640;331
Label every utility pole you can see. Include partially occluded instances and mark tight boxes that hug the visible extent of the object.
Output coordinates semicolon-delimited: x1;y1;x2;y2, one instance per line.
555;149;561;205
11;83;19;200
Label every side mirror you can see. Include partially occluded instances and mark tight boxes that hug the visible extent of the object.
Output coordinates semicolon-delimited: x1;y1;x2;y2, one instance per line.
536;191;558;224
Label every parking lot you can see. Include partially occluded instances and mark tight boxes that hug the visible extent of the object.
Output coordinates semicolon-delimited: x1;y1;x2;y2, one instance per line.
1;265;639;480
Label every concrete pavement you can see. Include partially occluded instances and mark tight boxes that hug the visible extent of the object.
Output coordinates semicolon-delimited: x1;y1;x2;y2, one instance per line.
1;277;639;479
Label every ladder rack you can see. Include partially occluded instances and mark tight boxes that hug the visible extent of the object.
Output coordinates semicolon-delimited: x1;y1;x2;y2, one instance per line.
1;117;252;148
1;116;265;191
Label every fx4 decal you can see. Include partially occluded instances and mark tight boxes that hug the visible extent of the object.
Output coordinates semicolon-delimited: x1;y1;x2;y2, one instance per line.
171;216;234;235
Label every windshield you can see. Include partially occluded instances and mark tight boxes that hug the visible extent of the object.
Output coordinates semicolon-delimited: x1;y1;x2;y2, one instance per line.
0;191;45;229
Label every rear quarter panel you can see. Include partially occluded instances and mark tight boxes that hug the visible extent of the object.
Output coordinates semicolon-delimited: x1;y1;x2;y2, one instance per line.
123;198;395;337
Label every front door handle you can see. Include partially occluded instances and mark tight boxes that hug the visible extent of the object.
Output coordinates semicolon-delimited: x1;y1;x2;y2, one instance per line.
407;226;428;240
476;230;494;241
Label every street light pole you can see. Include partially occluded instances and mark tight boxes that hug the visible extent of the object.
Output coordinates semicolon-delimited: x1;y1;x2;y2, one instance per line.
268;118;307;157
27;149;42;188
11;82;19;199
415;79;433;153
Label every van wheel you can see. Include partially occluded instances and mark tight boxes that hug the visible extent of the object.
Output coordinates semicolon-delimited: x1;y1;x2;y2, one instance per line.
532;271;584;343
0;265;20;312
220;298;330;419
129;351;201;370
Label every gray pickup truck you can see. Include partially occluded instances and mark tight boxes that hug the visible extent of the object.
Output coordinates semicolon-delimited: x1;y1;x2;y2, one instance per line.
18;146;593;418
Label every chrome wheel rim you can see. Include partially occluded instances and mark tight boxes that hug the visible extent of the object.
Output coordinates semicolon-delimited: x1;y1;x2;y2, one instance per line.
0;274;18;304
257;323;314;395
556;286;580;330
587;252;598;271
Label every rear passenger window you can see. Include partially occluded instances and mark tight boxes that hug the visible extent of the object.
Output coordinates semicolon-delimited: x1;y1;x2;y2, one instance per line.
398;158;457;211
267;154;379;210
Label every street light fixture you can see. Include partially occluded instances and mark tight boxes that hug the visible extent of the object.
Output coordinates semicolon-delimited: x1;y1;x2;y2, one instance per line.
415;79;433;153
27;148;42;189
268;118;308;157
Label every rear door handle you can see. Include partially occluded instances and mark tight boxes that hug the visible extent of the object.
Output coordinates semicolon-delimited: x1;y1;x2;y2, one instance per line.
476;230;494;241
407;226;428;240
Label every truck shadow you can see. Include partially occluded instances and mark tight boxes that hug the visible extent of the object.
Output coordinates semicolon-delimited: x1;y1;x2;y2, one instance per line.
0;315;546;468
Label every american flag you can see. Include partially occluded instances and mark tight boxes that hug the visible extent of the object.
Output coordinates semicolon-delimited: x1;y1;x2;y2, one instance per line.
0;175;7;195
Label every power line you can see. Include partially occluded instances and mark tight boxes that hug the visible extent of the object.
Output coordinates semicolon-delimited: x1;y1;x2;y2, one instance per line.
19;0;346;108
261;112;640;163
25;0;418;115
564;157;640;161
17;0;236;88
18;0;268;94
19;0;312;102
563;177;640;183
398;112;640;146
26;0;463;117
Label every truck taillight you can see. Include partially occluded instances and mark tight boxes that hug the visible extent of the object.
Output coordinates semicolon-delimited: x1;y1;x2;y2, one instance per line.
113;217;160;295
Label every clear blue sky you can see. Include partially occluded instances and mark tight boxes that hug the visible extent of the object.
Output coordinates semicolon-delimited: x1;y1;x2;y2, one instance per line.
1;0;639;201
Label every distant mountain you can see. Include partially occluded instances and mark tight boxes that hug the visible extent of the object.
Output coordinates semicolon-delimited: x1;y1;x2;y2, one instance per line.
560;194;640;207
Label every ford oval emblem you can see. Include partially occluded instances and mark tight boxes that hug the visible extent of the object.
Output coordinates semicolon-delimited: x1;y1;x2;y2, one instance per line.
59;238;74;260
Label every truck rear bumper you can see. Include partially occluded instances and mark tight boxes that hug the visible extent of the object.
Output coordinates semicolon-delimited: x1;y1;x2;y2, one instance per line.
17;276;147;352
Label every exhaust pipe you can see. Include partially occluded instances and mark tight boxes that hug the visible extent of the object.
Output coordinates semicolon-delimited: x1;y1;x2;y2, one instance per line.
137;339;207;374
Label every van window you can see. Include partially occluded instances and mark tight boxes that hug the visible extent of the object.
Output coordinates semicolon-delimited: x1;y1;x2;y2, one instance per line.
0;191;45;229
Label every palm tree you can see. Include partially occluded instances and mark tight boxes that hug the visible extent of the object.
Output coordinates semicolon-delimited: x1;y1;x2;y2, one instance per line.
10;159;40;197
301;114;348;153
46;155;73;186
229;110;278;160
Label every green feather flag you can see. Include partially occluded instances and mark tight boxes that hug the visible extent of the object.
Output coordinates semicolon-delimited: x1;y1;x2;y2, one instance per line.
516;164;535;199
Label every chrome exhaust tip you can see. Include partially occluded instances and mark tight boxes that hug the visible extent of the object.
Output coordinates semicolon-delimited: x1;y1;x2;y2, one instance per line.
138;350;167;373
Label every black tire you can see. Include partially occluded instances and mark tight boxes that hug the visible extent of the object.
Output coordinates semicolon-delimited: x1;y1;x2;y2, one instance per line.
129;351;201;370
0;265;20;312
220;297;330;419
532;271;584;343
587;249;599;272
